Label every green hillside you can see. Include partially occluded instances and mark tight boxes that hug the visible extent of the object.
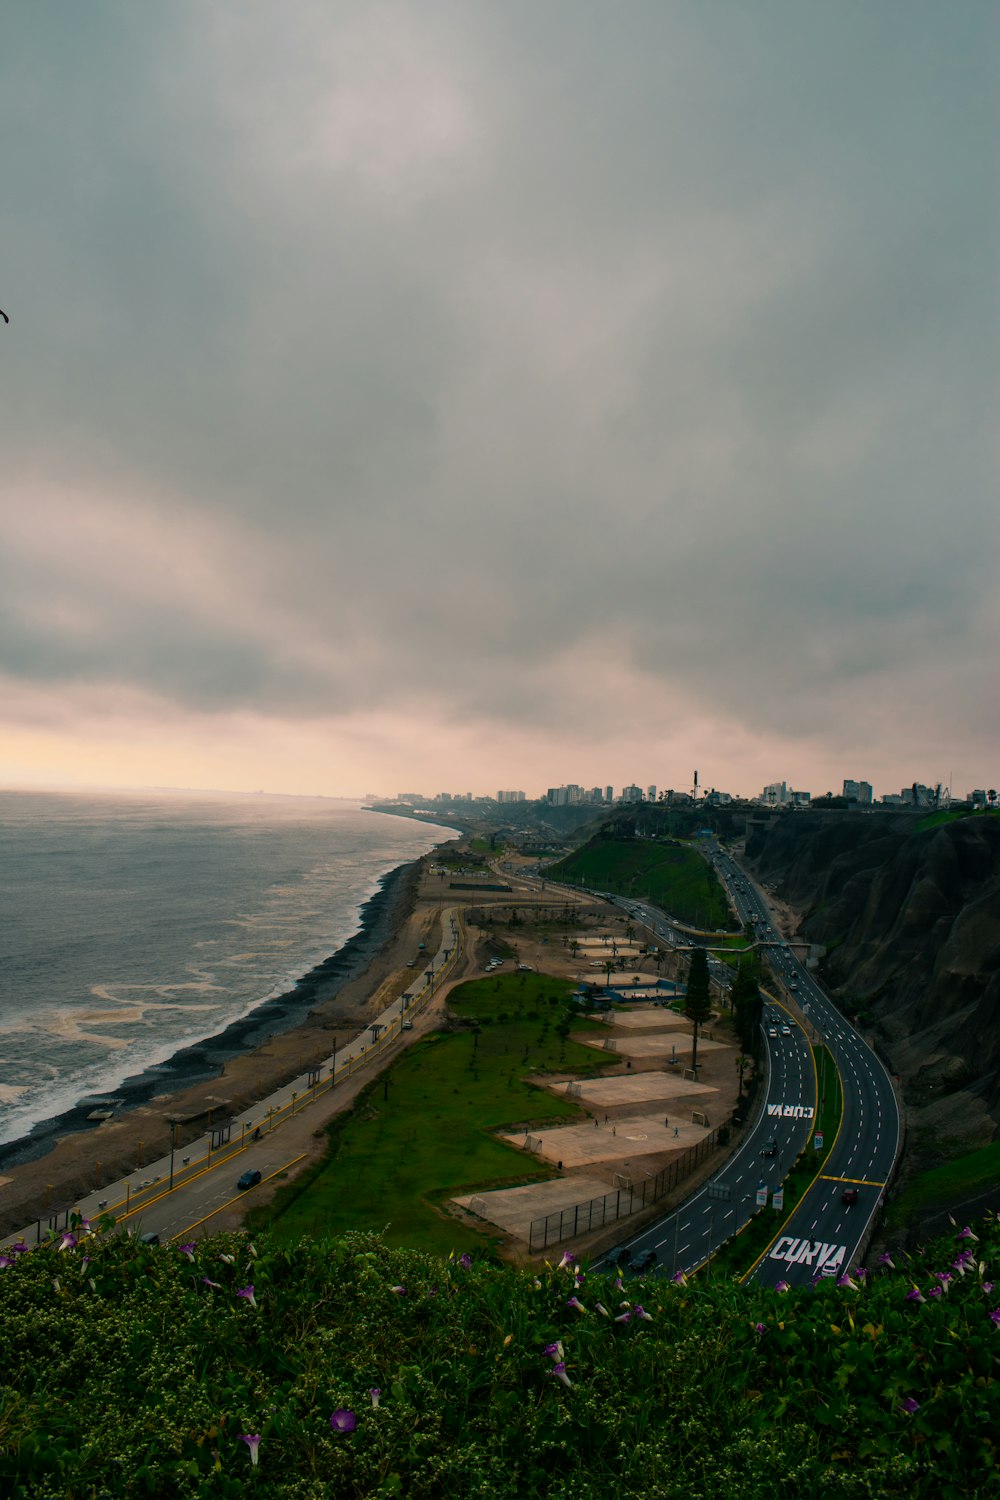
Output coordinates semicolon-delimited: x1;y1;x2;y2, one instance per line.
1;1215;998;1497
547;837;733;930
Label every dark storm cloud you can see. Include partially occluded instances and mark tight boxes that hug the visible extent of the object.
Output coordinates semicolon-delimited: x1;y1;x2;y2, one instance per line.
0;1;996;791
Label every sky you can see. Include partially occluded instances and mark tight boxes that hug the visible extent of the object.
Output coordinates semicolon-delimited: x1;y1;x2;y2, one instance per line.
1;2;997;803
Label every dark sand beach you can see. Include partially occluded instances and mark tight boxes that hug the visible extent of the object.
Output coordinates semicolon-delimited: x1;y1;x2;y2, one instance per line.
0;853;449;1235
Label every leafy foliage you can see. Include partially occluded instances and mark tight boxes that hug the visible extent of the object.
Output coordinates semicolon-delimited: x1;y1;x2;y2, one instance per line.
2;1214;1000;1497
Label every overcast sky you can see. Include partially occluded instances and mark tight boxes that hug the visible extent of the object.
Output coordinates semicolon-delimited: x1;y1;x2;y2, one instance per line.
1;2;996;802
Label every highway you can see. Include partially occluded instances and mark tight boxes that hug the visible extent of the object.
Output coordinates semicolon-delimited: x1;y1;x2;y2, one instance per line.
597;847;902;1286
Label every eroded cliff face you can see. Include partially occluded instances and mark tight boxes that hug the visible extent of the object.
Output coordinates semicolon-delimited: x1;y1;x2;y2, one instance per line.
744;812;1000;1149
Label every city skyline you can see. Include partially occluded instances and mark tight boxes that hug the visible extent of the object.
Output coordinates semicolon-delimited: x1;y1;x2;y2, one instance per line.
1;5;996;801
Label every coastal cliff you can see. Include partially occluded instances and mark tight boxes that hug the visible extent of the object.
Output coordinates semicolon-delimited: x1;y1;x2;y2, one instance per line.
744;812;1000;1158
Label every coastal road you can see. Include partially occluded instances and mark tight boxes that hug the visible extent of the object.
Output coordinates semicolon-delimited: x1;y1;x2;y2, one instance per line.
3;910;468;1250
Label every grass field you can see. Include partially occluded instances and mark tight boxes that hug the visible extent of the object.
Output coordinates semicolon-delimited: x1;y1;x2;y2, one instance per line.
252;973;616;1254
885;1138;1000;1231
547;838;732;929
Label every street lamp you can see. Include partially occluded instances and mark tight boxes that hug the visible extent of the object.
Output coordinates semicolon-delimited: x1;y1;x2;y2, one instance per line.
168;1120;180;1192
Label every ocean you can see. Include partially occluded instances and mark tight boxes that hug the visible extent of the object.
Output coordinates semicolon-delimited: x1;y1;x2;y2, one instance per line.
0;789;457;1161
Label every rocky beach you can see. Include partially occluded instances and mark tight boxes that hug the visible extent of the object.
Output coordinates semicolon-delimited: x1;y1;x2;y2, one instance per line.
0;852;449;1237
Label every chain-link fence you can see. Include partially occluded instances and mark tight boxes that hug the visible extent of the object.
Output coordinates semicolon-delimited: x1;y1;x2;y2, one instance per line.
528;1127;723;1252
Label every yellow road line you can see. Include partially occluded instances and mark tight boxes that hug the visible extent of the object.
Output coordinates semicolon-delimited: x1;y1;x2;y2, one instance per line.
170;1155;308;1240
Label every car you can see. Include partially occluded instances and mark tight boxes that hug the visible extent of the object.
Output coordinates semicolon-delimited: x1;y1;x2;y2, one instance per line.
780;1025;791;1036
605;1245;633;1268
768;1026;778;1038
401;1020;413;1030
237;1169;262;1190
841;1187;859;1206
518;963;533;971
632;1248;658;1273
138;1231;160;1246
762;1139;778;1158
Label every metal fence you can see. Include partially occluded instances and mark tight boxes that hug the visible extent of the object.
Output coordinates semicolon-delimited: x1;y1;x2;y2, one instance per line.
528;1127;723;1253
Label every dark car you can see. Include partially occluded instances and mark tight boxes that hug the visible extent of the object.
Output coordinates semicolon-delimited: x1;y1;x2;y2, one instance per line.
632;1249;658;1273
762;1139;778;1158
605;1245;633;1269
138;1231;160;1246
237;1169;262;1191
841;1187;859;1206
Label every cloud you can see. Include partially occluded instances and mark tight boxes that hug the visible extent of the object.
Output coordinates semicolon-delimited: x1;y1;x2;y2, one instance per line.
0;2;996;797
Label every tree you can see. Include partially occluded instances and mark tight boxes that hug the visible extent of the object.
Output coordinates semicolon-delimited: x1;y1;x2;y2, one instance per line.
732;957;763;1056
684;947;712;1072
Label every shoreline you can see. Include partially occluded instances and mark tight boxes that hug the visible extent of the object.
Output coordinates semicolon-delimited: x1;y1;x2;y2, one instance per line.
0;849;451;1234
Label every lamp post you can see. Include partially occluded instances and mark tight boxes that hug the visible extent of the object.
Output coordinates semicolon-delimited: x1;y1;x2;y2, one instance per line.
168;1121;180;1192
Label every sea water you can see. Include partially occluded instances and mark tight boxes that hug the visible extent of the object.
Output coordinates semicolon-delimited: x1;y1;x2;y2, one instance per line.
0;789;455;1151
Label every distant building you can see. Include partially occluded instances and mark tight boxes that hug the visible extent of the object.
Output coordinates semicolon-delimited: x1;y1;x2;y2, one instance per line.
843;779;873;805
970;789;988;809
605;785;614;803
496;790;526;803
647;784;657;802
703;790;733;806
761;782;790;806
621;784;644;803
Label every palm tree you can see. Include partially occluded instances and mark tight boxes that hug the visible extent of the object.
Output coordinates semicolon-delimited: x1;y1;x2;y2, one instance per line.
735;1054;750;1095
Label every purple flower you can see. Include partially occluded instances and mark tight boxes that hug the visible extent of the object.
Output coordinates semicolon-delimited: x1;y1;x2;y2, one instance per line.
0;1255;14;1271
548;1361;572;1387
774;1281;790;1294
900;1397;920;1415
58;1232;78;1253
566;1296;586;1313
369;1388;381;1408
836;1273;857;1290
389;1285;406;1296
671;1269;687;1285
633;1304;653;1321
202;1276;222;1289
10;1242;28;1255
558;1250;576;1270
237;1285;257;1308
989;1307;1000;1327
458;1253;472;1270
958;1225;978;1241
877;1252;896;1269
904;1287;926;1304
543;1341;564;1362
927;1286;943;1300
330;1408;356;1434
179;1242;196;1262
614;1309;632;1324
853;1266;869;1281
595;1301;609;1317
613;1275;624;1292
238;1434;261;1467
983;1282;995;1296
753;1322;766;1334
933;1271;953;1291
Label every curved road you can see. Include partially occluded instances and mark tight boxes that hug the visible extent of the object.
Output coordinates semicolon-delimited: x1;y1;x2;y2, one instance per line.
595;848;901;1287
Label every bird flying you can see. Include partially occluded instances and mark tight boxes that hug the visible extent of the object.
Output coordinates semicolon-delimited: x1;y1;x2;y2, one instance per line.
0;310;8;323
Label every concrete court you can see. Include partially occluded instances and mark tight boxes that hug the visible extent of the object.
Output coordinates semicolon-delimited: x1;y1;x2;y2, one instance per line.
453;1175;613;1243
553;1071;716;1107
599;1008;689;1031
499;1110;714;1169
582;1032;727;1060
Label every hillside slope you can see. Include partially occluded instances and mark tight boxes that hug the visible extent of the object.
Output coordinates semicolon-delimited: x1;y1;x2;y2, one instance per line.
744;812;1000;1160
